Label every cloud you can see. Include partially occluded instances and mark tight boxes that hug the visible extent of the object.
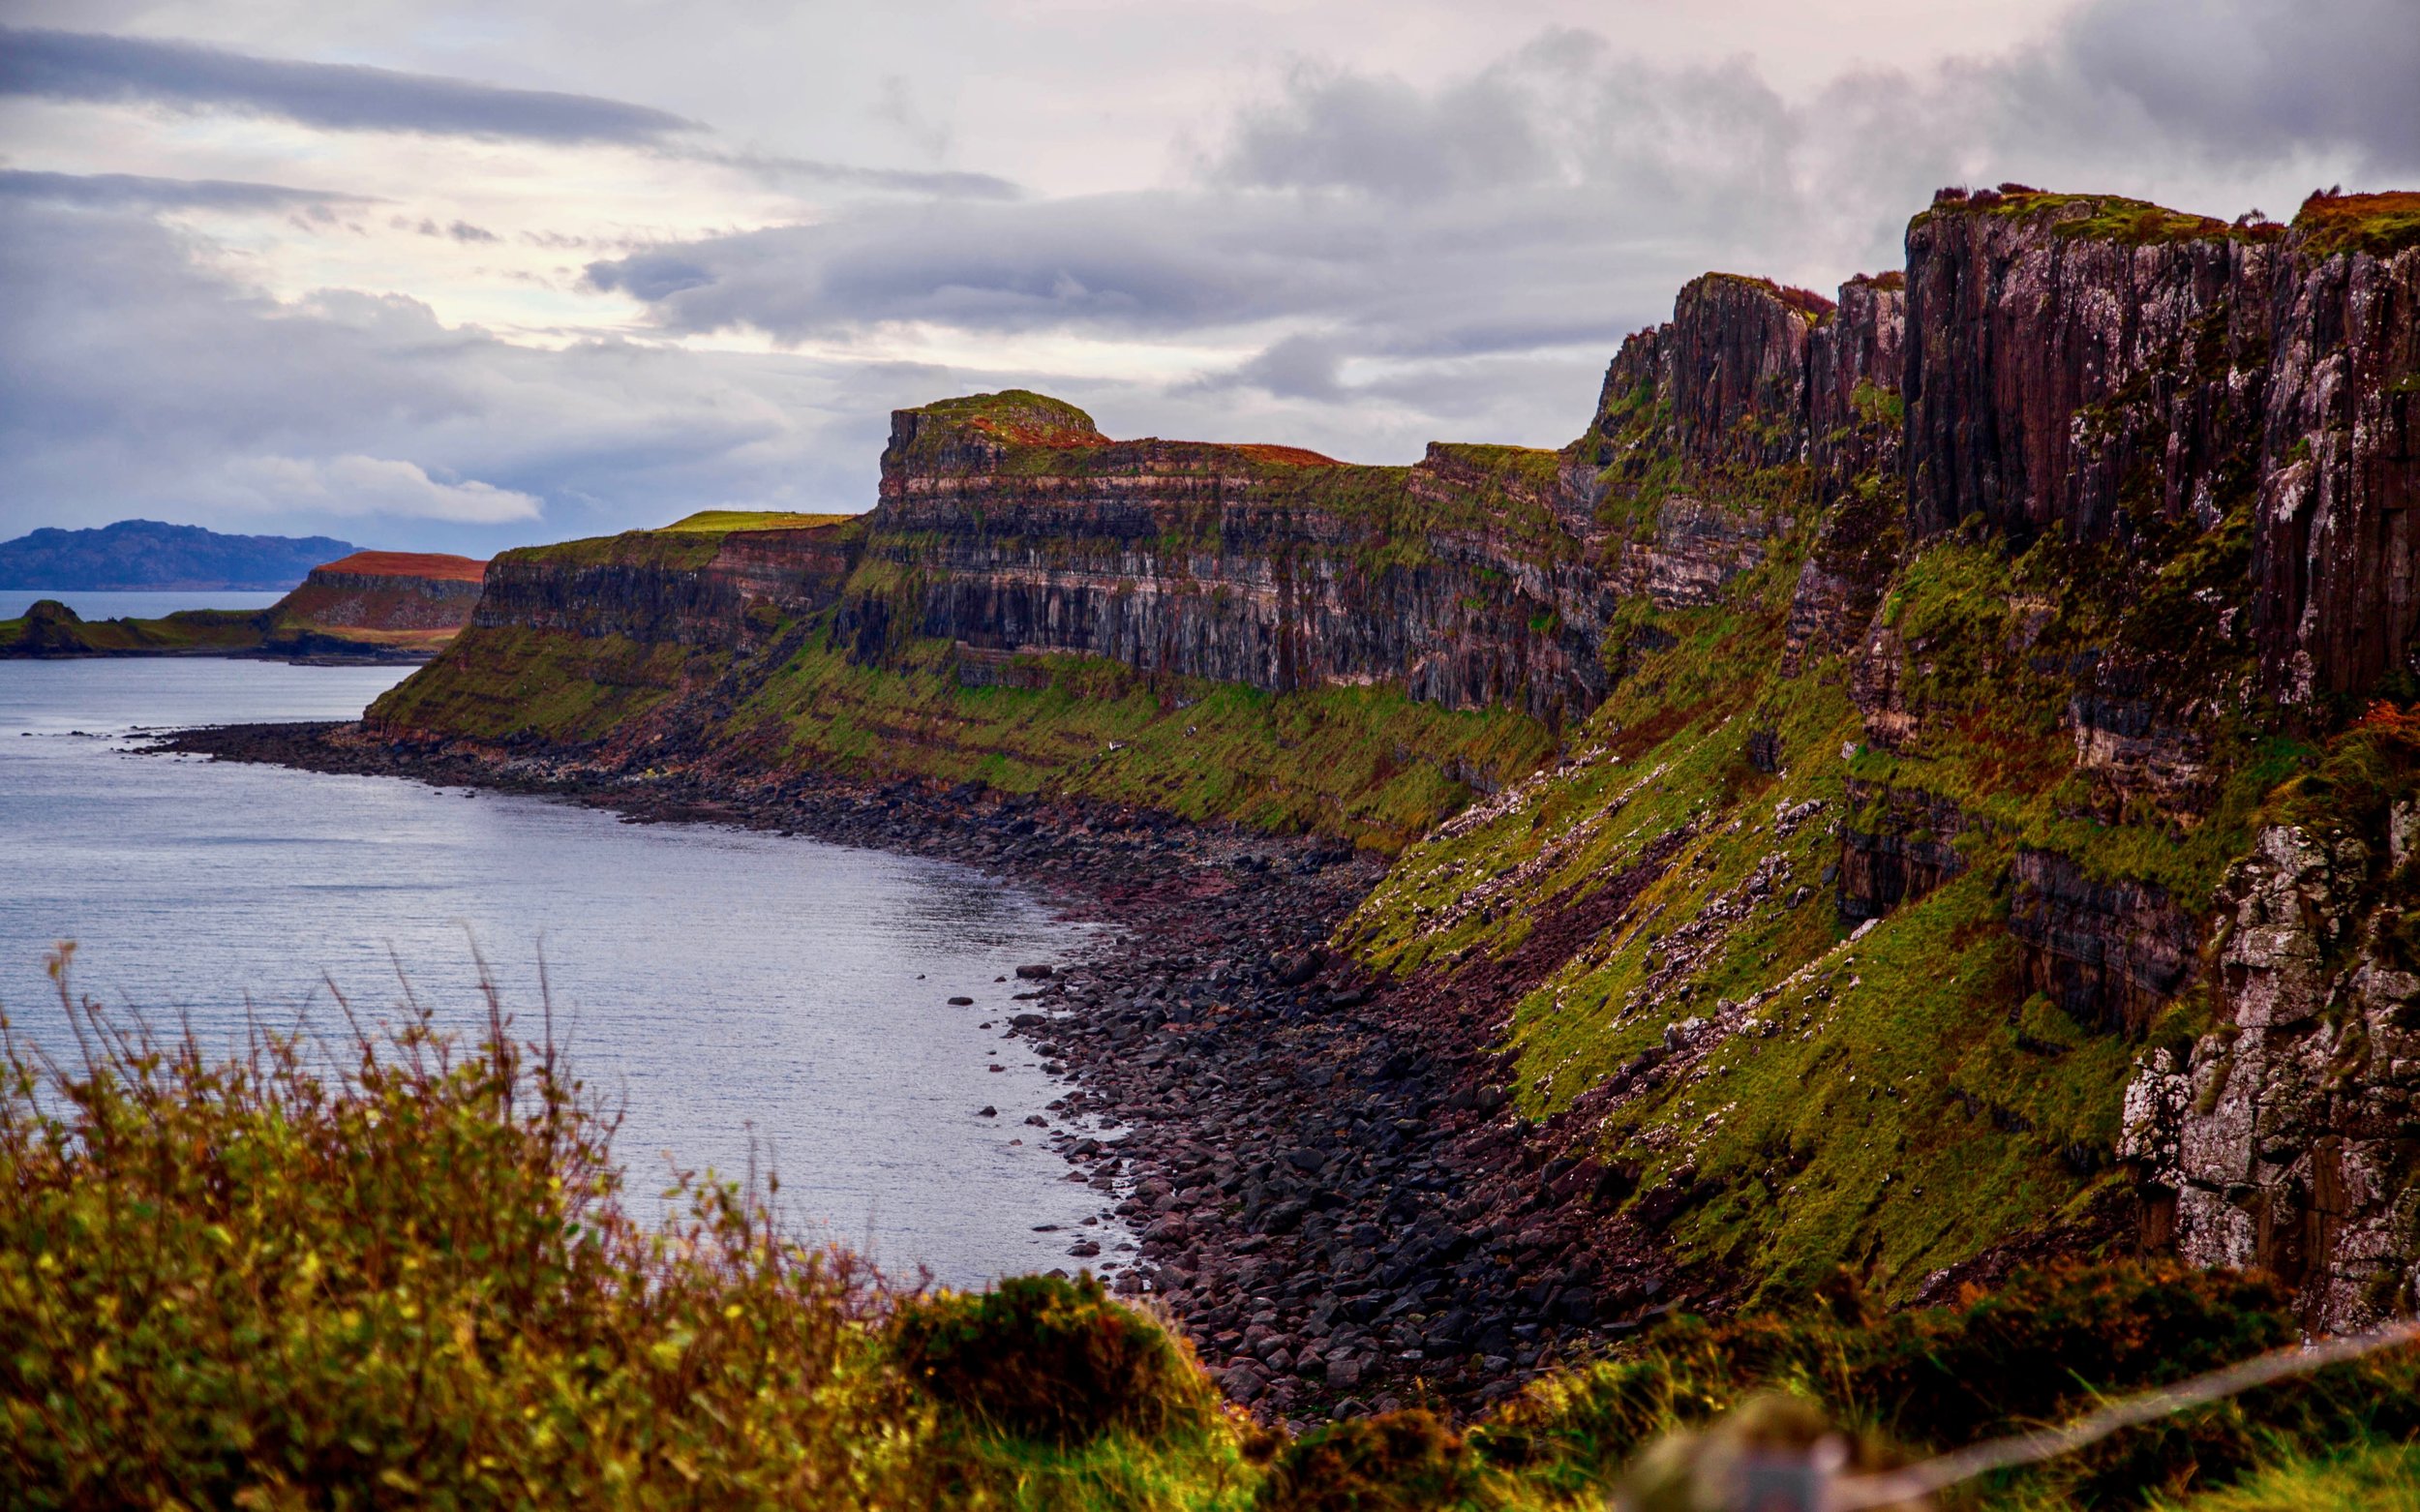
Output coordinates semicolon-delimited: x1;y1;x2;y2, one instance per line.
870;75;952;161
401;217;501;243
0;25;699;143
0;194;980;549
697;149;1023;201
584;193;1392;341
1193;333;1347;401
0;168;375;213
577;51;1824;365
588;0;2412;377
1210;42;1575;201
2041;0;2420;175
222;454;542;522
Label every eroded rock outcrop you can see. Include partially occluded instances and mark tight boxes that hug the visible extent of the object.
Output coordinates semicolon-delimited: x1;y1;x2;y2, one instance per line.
2253;198;2420;703
265;551;488;653
1836;778;1983;922
2121;813;2420;1330
2009;849;2197;1037
1904;188;2420;703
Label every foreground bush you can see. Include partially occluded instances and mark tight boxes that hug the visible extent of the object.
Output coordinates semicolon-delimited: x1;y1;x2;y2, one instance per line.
0;966;932;1508
1256;1410;1481;1512
896;1273;1220;1447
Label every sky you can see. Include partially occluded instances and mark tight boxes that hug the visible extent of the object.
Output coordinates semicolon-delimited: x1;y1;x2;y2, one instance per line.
1;0;2413;557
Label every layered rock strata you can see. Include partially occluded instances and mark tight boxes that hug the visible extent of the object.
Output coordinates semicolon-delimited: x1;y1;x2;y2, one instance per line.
473;526;850;650
264;551;489;654
864;403;1611;719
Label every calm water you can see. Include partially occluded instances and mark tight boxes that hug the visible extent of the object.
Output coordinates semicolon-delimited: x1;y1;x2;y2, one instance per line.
2;589;289;620
0;658;1122;1285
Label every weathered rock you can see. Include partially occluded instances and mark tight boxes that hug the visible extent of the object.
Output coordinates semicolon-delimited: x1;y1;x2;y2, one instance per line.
1904;188;2419;702
2122;818;2420;1330
871;400;1614;720
1835;779;1982;922
2253;200;2420;702
2008;848;2198;1035
470;523;853;649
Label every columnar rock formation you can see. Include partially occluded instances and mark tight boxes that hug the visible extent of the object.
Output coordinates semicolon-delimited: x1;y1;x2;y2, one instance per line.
1900;189;2420;702
860;395;1610;720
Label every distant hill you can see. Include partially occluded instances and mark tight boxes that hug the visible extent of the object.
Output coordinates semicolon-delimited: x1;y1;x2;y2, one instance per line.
0;520;359;590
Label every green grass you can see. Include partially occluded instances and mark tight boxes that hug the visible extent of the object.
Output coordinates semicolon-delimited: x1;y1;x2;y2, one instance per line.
2292;191;2420;258
373;624;718;745
1337;497;2315;1304
661;509;855;533
1916;189;2268;247
741;625;1557;851
2143;1444;2420;1511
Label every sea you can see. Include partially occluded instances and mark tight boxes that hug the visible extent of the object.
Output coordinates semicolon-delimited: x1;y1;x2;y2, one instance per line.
3;589;290;620
0;656;1123;1285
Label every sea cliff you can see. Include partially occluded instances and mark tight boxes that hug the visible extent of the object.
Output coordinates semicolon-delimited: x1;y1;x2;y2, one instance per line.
344;186;2420;1343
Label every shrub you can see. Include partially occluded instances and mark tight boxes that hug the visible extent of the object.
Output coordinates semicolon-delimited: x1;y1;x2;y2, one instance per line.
0;960;931;1508
1256;1410;1486;1512
892;1271;1217;1447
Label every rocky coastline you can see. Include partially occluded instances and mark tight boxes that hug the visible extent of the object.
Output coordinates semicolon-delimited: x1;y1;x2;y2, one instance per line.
156;720;1671;1427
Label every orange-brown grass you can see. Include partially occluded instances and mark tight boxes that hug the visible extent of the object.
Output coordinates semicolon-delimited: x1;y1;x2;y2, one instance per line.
311;551;489;583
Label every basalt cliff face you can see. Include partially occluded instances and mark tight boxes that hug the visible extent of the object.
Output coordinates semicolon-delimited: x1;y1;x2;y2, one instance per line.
473;525;851;649
370;187;2420;1327
1900;192;2420;705
860;399;1609;720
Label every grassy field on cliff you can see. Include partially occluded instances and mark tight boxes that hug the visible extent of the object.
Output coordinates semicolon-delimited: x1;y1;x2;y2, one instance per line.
371;611;1558;854
6;969;2414;1510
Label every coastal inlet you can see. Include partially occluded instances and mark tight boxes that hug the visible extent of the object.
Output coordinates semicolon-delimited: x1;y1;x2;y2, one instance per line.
0;656;1125;1287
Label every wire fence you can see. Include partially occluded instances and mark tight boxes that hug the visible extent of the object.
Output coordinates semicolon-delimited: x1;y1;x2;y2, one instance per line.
1708;1316;2420;1511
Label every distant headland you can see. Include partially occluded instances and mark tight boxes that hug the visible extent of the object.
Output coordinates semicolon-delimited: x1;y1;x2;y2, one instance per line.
0;519;360;591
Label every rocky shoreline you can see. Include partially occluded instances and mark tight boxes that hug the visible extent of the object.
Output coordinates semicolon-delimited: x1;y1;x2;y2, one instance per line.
155;722;1676;1427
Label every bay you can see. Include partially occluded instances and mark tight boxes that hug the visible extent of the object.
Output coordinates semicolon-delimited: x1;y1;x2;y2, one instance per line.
0;658;1122;1285
3;588;290;620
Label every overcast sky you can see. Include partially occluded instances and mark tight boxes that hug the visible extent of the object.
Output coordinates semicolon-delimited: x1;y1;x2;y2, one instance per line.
1;0;2412;556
